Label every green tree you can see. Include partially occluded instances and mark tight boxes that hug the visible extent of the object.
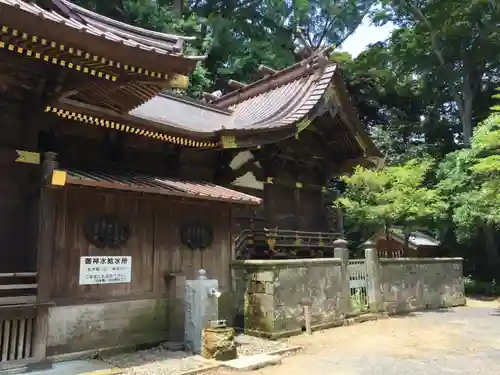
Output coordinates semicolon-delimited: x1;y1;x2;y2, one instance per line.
188;0;379;90
74;0;213;98
437;111;500;272
337;158;446;252
375;0;500;146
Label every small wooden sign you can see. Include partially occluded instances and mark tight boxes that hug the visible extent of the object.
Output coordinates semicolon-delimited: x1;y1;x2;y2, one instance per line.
14;150;40;164
51;170;67;186
169;74;189;89
220;135;238;149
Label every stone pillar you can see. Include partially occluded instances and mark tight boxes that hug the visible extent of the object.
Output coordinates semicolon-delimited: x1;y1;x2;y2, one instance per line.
184;270;220;354
364;240;383;313
333;238;349;318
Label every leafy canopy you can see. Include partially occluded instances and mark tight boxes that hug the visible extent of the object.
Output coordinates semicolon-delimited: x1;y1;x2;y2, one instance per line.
438;112;500;241
337;159;447;231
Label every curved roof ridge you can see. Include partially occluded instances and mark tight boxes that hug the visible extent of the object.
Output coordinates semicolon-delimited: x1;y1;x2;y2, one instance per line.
228;63;337;131
213;51;333;108
60;0;196;42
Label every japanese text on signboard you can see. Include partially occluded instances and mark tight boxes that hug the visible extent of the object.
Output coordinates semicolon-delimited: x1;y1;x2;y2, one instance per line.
79;256;132;285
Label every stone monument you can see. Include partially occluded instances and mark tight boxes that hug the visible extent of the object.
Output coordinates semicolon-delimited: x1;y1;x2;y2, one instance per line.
184;269;221;354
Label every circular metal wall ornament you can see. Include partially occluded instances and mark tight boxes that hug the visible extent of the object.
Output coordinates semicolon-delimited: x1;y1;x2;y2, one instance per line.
84;215;131;249
180;221;214;250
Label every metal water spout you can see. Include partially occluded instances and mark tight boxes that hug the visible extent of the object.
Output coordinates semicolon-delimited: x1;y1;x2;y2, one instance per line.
199;270;221;298
208;287;222;298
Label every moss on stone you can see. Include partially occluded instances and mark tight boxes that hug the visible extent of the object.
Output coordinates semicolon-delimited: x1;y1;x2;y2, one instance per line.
244;293;274;334
218;291;236;325
126;298;170;343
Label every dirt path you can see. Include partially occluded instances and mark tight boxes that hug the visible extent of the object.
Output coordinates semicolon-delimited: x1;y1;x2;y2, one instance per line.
221;304;500;375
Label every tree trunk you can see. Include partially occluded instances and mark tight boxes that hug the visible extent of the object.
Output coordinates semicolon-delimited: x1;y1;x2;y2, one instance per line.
456;58;474;146
483;225;500;277
173;0;183;15
404;2;476;146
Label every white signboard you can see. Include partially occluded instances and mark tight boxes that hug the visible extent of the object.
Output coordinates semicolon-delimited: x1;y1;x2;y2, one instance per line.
79;256;132;285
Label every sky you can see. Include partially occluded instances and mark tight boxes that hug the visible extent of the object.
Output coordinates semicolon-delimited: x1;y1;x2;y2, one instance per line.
338;19;395;57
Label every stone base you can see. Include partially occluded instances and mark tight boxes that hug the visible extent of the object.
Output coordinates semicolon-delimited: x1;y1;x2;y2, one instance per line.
223;354;282;371
202;327;237;361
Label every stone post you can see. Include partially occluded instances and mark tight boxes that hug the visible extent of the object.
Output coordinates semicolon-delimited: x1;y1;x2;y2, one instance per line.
364;240;383;313
333;238;349;318
184;270;220;354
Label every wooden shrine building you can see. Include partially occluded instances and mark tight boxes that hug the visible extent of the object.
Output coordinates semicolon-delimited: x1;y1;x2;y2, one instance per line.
0;0;382;370
124;53;384;259
0;0;262;370
362;227;441;258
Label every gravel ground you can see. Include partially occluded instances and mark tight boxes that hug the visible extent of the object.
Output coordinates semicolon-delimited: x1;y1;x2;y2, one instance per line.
221;302;500;375
102;334;293;375
104;302;500;375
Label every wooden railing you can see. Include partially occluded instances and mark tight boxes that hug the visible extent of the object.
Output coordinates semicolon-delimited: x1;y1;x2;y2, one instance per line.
0;273;37;306
0;309;36;364
235;229;341;260
0;273;49;370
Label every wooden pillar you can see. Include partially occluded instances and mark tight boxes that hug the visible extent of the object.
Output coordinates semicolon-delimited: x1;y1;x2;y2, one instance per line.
31;306;50;365
292;184;301;230
37;152;58;303
263;181;274;228
334;190;345;237
32;152;58;363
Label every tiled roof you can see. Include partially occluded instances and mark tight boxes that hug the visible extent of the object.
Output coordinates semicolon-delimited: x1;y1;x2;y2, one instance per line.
0;0;200;59
225;64;336;131
62;169;262;205
362;227;440;250
130;93;233;134
59;0;196;57
131;53;336;133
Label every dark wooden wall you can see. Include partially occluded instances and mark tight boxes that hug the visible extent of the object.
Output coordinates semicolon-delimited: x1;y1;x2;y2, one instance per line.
0;111;39;273
53;119;217;181
264;184;329;232
50;187;232;303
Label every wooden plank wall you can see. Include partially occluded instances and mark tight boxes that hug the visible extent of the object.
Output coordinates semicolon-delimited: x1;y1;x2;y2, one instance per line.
0;119;40;274
266;184;328;232
51;187;232;303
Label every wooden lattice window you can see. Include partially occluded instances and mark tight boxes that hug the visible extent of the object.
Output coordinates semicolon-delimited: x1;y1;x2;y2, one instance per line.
84;215;131;249
180;221;214;249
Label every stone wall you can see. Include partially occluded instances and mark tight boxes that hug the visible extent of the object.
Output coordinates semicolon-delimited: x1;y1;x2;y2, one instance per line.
380;258;466;314
47;298;169;356
232;259;344;338
234;255;466;339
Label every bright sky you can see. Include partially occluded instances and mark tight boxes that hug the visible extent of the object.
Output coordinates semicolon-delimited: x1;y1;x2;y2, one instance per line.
338;19;395;57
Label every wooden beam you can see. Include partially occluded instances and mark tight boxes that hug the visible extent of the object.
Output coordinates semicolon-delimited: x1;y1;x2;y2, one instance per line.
203;92;221;102
257;65;278;76
228;79;247;89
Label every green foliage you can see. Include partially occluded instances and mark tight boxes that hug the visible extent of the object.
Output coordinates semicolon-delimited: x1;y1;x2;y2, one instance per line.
464;276;500;297
74;0;213;98
438;113;500;241
337;158;447;232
